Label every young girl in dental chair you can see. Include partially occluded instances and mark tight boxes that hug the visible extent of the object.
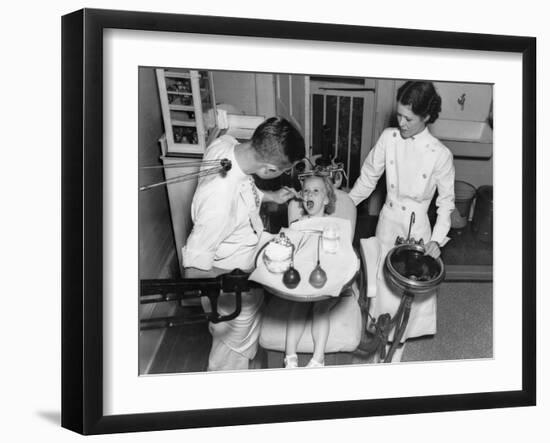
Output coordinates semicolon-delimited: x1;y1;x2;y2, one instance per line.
283;174;340;368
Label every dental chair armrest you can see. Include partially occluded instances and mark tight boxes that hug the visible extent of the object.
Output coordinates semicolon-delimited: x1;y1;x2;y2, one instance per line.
182;266;232;279
140;269;262;328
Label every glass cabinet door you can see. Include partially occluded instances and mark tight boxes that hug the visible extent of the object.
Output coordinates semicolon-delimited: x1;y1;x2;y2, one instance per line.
198;70;218;146
156;68;219;156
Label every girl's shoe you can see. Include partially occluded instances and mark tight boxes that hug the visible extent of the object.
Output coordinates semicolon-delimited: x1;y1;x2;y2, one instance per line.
306;358;324;368
284;354;298;368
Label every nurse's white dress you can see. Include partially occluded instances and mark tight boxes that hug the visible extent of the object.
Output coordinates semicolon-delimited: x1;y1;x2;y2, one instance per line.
349;127;455;340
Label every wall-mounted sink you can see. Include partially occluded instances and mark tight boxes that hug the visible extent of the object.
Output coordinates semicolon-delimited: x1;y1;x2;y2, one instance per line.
429;119;493;144
428;119;493;159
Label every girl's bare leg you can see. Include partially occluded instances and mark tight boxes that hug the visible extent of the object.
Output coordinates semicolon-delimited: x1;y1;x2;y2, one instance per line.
285;302;310;366
311;299;339;365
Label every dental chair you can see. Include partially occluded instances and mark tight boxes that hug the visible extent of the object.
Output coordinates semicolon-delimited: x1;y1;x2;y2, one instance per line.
258;189;369;367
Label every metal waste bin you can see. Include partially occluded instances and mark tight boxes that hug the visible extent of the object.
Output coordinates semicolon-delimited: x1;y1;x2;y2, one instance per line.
452;181;476;229
471;185;493;243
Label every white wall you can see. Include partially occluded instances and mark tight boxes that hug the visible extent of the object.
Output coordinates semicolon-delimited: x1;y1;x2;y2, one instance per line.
1;1;546;443
213;71;276;117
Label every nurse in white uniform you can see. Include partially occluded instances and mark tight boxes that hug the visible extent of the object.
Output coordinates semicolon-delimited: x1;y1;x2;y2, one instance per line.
348;81;455;360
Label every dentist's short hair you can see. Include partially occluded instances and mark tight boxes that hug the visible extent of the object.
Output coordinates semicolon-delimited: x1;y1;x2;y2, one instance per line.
251;117;305;169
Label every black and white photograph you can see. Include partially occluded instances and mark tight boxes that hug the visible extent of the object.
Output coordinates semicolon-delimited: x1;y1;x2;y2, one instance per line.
4;0;549;440
138;68;494;375
57;5;538;437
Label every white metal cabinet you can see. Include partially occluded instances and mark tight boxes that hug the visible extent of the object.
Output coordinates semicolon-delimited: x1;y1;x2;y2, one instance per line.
156;68;219;156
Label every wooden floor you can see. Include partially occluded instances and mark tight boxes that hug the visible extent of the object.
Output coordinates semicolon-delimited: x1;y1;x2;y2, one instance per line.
148;320;375;374
443;224;492;266
148;315;212;374
147;281;492;374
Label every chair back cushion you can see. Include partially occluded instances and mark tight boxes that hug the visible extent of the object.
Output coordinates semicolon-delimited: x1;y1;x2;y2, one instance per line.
288;189;356;238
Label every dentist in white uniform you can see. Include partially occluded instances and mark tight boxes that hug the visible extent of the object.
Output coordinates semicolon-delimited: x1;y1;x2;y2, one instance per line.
349;81;455;360
182;117;304;371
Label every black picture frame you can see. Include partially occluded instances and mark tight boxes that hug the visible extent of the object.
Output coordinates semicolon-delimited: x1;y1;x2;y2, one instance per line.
61;8;536;435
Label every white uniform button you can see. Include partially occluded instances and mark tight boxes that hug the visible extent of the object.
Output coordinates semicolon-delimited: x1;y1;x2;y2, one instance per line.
402;206;406;211
393;132;397;137
390;160;394;165
389;202;393;207
422;173;427;179
390;184;395;188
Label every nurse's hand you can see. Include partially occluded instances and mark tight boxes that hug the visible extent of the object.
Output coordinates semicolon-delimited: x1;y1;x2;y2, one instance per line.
424;241;441;259
263;186;299;204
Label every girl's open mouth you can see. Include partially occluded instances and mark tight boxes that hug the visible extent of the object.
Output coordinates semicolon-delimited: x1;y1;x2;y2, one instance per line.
306;200;314;210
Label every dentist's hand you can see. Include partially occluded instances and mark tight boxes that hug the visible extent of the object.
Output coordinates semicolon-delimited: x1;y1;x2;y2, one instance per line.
263;186;300;204
424;241;441;259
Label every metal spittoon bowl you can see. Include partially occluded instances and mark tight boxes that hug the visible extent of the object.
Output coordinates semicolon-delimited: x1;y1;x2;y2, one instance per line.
384;211;445;295
357;212;446;363
384;241;445;296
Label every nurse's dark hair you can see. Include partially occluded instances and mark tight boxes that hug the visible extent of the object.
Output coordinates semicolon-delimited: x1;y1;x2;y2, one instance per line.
397;81;442;124
251;117;305;168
